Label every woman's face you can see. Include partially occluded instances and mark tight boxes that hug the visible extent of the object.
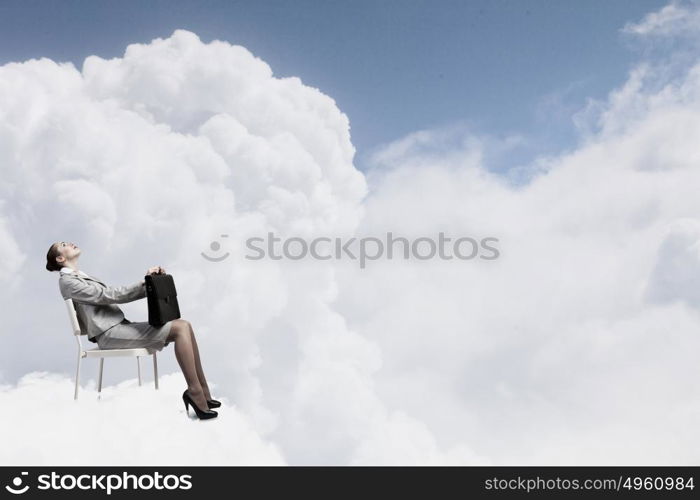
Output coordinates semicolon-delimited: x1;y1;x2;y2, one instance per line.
54;241;81;265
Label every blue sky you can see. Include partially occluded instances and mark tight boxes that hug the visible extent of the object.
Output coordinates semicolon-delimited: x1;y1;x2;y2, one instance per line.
0;0;668;170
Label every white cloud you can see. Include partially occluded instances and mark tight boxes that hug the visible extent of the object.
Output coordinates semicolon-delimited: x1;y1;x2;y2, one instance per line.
0;213;24;287
646;218;700;307
0;372;285;465
622;1;699;37
332;2;700;464
0;29;472;465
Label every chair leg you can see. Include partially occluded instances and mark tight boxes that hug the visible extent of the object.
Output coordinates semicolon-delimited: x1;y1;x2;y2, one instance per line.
153;352;159;390
97;358;104;397
74;352;81;400
137;356;142;386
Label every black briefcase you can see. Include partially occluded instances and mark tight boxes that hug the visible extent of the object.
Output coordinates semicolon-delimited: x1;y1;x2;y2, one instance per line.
145;273;181;326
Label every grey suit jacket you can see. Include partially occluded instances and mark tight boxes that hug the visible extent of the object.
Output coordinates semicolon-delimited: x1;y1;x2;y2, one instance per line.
59;271;146;341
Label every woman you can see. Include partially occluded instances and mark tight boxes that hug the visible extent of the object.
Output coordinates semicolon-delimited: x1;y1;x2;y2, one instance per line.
46;241;219;420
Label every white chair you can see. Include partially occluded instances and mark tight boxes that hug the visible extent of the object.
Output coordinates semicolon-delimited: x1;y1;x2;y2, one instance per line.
64;298;159;400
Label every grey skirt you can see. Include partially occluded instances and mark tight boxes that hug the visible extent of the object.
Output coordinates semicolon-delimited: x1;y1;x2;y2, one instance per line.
96;318;174;352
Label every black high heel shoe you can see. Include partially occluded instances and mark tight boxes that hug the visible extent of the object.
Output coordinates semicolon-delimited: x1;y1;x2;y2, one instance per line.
182;390;218;419
207;399;221;409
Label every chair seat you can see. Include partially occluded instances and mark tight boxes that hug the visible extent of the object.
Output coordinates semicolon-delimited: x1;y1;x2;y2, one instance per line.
83;347;152;358
65;298;159;399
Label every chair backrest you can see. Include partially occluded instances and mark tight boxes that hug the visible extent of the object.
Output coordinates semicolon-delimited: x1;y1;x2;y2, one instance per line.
64;298;83;336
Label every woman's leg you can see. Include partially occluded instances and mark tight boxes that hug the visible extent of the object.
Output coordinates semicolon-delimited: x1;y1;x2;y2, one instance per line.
186;322;213;400
167;319;208;410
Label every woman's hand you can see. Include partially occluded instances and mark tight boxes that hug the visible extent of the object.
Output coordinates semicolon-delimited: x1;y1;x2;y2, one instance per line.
146;266;166;275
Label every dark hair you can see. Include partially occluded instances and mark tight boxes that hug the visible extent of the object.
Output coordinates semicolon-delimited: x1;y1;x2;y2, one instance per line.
46;243;63;272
